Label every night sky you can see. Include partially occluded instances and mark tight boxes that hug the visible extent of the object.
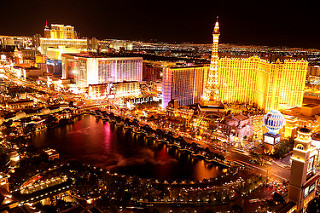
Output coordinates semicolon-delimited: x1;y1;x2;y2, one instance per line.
1;0;320;48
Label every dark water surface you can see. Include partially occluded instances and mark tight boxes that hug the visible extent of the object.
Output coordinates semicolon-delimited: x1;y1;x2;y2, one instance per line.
32;115;222;180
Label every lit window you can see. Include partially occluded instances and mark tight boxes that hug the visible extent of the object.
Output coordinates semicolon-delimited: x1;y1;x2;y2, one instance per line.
296;144;304;150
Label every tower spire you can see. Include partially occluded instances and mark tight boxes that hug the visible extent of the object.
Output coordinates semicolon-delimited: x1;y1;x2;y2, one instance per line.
213;16;220;34
202;17;221;106
288;127;319;211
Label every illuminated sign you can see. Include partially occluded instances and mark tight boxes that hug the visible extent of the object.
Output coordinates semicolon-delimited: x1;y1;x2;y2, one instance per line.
264;135;274;145
304;183;315;198
275;137;280;145
263;133;281;145
307;156;315;175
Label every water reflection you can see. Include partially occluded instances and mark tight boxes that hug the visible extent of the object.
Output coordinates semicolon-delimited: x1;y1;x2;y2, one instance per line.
32;115;222;180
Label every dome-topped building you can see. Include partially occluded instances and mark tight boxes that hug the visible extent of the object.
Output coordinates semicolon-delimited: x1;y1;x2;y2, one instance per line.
263;110;286;152
263;109;285;134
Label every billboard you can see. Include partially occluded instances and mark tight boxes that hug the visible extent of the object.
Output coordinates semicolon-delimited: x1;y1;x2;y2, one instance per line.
304;182;316;198
263;133;281;145
264;135;274;145
307;156;315;175
274;136;280;145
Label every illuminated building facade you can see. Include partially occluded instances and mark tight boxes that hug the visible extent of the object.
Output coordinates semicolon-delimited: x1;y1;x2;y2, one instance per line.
47;46;81;60
0;35;32;49
166;100;194;121
13;46;22;64
40;24;88;55
219;56;308;111
40;38;87;56
281;102;320;138
162;65;208;108
88;81;140;99
62;53;142;87
203;18;220;106
202;20;308;111
220;114;253;145
166;100;194;128
288;127;319;212
44;24;78;39
111;81;140;97
44;46;82;76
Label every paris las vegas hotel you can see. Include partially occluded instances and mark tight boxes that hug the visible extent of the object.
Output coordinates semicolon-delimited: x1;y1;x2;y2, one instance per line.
206;20;316;139
164;20;308;113
218;55;307;111
203;21;308;112
163;19;313;140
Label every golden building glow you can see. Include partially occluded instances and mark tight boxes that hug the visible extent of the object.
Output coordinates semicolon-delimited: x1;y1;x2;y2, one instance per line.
203;20;308;111
44;24;78;39
40;38;88;56
219;56;308;111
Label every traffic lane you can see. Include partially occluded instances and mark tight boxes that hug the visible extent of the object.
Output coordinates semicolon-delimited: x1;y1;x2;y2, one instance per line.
226;149;290;182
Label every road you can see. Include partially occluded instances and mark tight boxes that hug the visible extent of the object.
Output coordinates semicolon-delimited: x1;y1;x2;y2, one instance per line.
226;148;290;182
184;136;290;183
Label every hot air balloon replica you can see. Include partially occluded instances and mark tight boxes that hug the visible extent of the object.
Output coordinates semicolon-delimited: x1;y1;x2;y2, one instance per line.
263;110;285;148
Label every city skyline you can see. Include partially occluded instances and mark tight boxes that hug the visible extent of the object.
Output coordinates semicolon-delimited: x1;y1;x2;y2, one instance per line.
1;0;320;48
1;1;320;212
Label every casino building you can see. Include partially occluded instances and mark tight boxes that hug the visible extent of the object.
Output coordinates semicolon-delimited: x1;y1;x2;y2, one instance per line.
203;19;308;112
219;56;307;111
88;81;140;99
162;65;208;108
62;53;142;87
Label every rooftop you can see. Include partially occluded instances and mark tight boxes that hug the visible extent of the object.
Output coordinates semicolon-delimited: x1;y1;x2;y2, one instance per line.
220;54;307;63
170;65;206;69
62;52;143;60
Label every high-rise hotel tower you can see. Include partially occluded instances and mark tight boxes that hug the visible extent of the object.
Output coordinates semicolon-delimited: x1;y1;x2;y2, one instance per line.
203;18;221;106
203;19;308;111
219;56;308;111
162;65;207;108
44;23;78;39
162;19;307;111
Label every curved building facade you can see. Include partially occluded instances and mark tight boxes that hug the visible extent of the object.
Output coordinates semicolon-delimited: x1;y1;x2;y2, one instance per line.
218;56;307;111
